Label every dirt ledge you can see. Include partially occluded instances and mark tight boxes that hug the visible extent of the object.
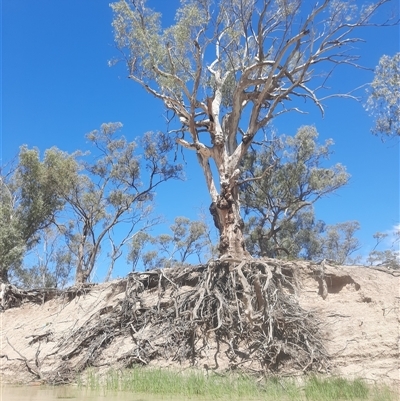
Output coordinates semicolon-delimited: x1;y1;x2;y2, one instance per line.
297;263;399;386
0;260;398;387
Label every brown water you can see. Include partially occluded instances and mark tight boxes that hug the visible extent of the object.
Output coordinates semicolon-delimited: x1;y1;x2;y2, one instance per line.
0;385;191;401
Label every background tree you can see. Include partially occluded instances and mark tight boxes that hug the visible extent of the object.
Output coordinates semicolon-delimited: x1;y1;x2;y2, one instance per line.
104;213;163;281
244;205;363;265
111;0;392;259
244;206;325;260
320;221;361;264
127;231;153;272
14;147;78;248
0;175;25;282
274;207;326;261
241;125;349;258
366;53;400;138
63;123;182;284
367;230;400;269
0;147;78;282
12;226;73;289
128;216;213;270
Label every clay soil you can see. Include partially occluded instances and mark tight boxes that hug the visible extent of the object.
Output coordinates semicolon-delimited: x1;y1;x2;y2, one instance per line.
0;260;398;390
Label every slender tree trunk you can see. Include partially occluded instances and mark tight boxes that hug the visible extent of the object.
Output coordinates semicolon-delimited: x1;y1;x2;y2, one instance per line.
75;226;105;284
75;224;91;284
75;251;90;284
75;250;95;284
75;267;89;284
75;238;85;284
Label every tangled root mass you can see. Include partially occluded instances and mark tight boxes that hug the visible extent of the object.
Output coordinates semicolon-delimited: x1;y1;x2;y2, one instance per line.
2;258;329;382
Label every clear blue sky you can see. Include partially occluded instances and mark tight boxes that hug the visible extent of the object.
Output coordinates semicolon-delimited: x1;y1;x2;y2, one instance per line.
1;1;399;277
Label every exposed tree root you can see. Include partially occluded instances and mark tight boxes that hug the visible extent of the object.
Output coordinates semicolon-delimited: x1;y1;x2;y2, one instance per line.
2;259;331;383
56;259;328;380
0;283;95;310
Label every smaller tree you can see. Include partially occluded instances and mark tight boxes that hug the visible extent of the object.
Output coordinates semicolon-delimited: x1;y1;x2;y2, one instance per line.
253;206;327;261
166;216;211;264
367;230;400;269
366;53;400;138
127;231;153;272
321;221;361;265
128;216;213;271
104;215;162;281
63;123;182;284
12;226;73;289
14;146;78;247
0;147;78;282
241;126;349;258
0;175;25;282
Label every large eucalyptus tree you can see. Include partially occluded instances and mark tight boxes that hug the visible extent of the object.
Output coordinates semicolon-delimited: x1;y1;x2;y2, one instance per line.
111;0;394;260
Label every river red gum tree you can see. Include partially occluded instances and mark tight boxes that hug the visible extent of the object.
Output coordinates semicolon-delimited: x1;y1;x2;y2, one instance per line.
111;0;394;260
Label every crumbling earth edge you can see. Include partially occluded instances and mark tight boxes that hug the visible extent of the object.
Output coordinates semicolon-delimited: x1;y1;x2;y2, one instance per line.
0;260;398;387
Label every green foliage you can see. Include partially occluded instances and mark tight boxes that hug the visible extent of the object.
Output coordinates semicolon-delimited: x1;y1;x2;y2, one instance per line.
0;148;78;283
321;221;361;265
169;216;210;262
110;0;394;258
127;231;152;272
241;126;349;259
366;53;400;138
0;178;25;281
64;123;182;283
129;216;212;270
282;208;326;260
111;0;210;94
368;249;400;269
14;146;78;248
1;123;181;285
11;227;73;289
367;229;400;269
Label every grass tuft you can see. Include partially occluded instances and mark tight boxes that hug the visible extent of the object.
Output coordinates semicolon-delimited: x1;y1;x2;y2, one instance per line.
304;376;369;400
78;368;396;401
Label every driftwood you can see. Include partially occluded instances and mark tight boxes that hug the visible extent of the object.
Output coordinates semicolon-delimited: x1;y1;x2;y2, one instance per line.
1;259;330;383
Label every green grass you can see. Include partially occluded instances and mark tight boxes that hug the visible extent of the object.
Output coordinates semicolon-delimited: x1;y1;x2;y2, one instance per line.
78;368;397;401
304;376;369;400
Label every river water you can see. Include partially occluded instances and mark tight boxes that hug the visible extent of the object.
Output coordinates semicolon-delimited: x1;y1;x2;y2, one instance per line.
1;385;193;401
